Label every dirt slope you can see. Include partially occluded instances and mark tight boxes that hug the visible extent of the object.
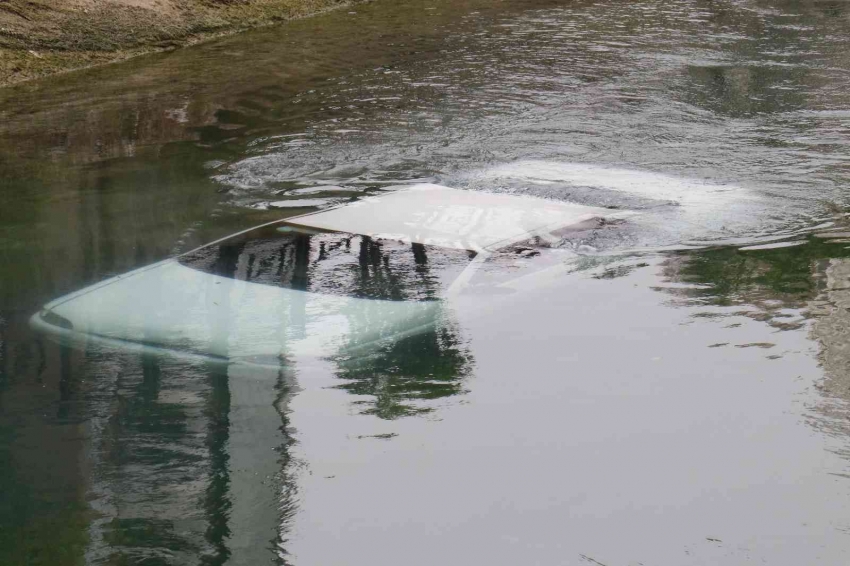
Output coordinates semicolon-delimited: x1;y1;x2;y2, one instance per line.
0;0;354;86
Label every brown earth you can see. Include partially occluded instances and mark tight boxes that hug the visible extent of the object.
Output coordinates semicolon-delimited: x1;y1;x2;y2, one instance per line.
0;0;356;86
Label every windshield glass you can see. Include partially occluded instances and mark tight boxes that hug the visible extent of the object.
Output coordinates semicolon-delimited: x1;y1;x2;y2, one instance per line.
178;222;478;302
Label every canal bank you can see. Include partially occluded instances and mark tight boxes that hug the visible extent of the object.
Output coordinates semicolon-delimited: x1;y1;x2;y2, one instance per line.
0;0;360;87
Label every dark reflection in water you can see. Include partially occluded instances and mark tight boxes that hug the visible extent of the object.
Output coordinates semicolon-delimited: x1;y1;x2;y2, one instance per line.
179;224;475;302
333;323;473;420
659;237;847;308
41;347;303;566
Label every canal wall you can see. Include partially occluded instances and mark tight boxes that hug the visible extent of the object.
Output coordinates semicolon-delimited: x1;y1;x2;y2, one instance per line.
0;0;361;87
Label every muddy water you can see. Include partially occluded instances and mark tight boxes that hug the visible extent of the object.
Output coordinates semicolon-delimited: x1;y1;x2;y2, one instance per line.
3;0;850;564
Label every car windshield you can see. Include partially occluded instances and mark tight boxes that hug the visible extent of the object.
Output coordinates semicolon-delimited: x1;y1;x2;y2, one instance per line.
178;222;478;302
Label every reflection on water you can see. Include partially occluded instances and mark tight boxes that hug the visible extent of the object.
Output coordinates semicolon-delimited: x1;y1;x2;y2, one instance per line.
334;321;473;420
177;222;476;419
3;223;474;565
3;0;850;562
657;234;850;465
657;236;845;321
44;348;303;565
179;225;475;302
10;304;470;564
809;257;850;451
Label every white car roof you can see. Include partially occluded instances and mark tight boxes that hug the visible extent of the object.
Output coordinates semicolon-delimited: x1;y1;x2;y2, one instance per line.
287;184;611;251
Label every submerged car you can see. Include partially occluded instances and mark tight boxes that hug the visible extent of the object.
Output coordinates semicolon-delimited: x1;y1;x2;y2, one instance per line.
31;184;621;363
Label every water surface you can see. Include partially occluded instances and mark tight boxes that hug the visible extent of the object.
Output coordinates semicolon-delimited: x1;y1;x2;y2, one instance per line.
3;0;850;564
